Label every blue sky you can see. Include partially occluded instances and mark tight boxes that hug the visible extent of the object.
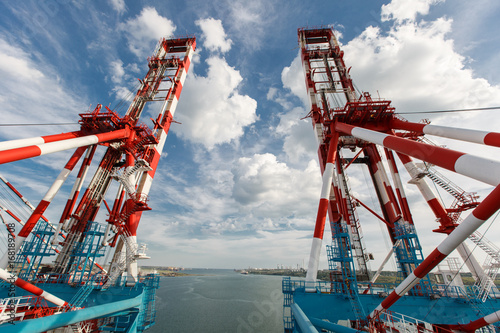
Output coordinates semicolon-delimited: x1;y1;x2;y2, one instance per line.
0;0;500;270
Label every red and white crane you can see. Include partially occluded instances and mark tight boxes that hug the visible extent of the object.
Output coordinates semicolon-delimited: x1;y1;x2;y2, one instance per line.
0;35;195;328
297;27;500;332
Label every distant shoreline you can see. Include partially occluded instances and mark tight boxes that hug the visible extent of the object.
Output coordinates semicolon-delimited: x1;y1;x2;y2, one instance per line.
140;266;197;277
234;268;498;285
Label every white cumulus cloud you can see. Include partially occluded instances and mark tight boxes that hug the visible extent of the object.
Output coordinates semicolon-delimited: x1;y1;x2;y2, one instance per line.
232;153;320;218
343;16;500;115
271;54;316;166
120;7;176;58
109;59;125;84
226;0;274;50
109;0;126;14
196;18;232;53
0;38;84;139
0;37;87;175
175;56;258;149
281;53;308;108
381;0;443;23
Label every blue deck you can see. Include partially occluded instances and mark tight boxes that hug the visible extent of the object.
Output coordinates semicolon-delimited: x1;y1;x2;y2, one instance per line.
284;278;500;331
0;274;159;333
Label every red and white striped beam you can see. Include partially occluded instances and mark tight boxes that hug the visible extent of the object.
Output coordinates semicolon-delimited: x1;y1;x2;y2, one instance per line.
1;174;68;246
456;308;500;332
368;183;500;319
123;153;139;238
0;203;23;225
123;154;140;284
397;155;488;282
54;145;96;244
299;31;324;145
0;128;129;165
60;145;96;226
397;153;453;230
102;182;126;247
0;204;62;268
0;175;50;224
19;146;86;238
391;118;500;148
305;133;339;288
335;122;500;186
135;40;195;201
385;149;413;224
0;268;67;307
329;160;342;225
335;158;350;222
0;131;80;151
0;211;16;239
122;39;195;284
0;147;86;269
364;145;401;224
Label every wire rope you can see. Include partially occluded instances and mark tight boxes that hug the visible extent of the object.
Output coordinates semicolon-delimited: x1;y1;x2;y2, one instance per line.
113;81;141;114
0;212;9;256
397;106;500;115
0;122;78;127
0;81;141;128
0;183;32;221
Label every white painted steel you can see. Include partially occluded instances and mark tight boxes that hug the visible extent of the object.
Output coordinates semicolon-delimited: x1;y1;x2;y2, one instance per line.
437;213;485;255
423;124;487;144
305;237;323;285
351;127;388;145
373;170;390;205
454;154;500;186
38;136;100;156
394;272;419;296
40;290;66;307
320;164;335;200
484;310;500;324
0;137;45;151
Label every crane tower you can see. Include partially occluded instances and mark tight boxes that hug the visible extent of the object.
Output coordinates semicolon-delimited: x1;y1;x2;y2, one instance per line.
0;36;195;332
283;27;500;333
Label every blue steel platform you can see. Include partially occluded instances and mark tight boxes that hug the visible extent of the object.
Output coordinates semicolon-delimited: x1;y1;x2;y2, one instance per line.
283;278;500;332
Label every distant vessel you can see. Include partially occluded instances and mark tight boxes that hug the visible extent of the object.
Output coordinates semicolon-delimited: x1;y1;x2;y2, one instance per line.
241;270;249;275
0;35;196;332
283;27;500;332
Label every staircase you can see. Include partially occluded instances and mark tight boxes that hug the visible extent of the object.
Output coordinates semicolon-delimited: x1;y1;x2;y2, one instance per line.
473;257;499;302
425;166;479;223
469;231;500;264
468;232;500;301
327;224;366;325
112;159;152;197
103;237;138;288
67;275;97;310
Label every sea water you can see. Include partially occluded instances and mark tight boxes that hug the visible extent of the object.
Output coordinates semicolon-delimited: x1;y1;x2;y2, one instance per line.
148;269;284;333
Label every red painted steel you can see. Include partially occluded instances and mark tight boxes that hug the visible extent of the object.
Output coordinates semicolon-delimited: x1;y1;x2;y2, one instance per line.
297;27;500;330
0;36;197;323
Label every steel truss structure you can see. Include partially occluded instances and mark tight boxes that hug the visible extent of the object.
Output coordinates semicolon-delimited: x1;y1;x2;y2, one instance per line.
0;35;195;332
284;27;500;333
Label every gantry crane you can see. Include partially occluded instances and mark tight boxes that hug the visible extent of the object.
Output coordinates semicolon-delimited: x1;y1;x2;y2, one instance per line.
0;35;195;332
284;27;500;333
